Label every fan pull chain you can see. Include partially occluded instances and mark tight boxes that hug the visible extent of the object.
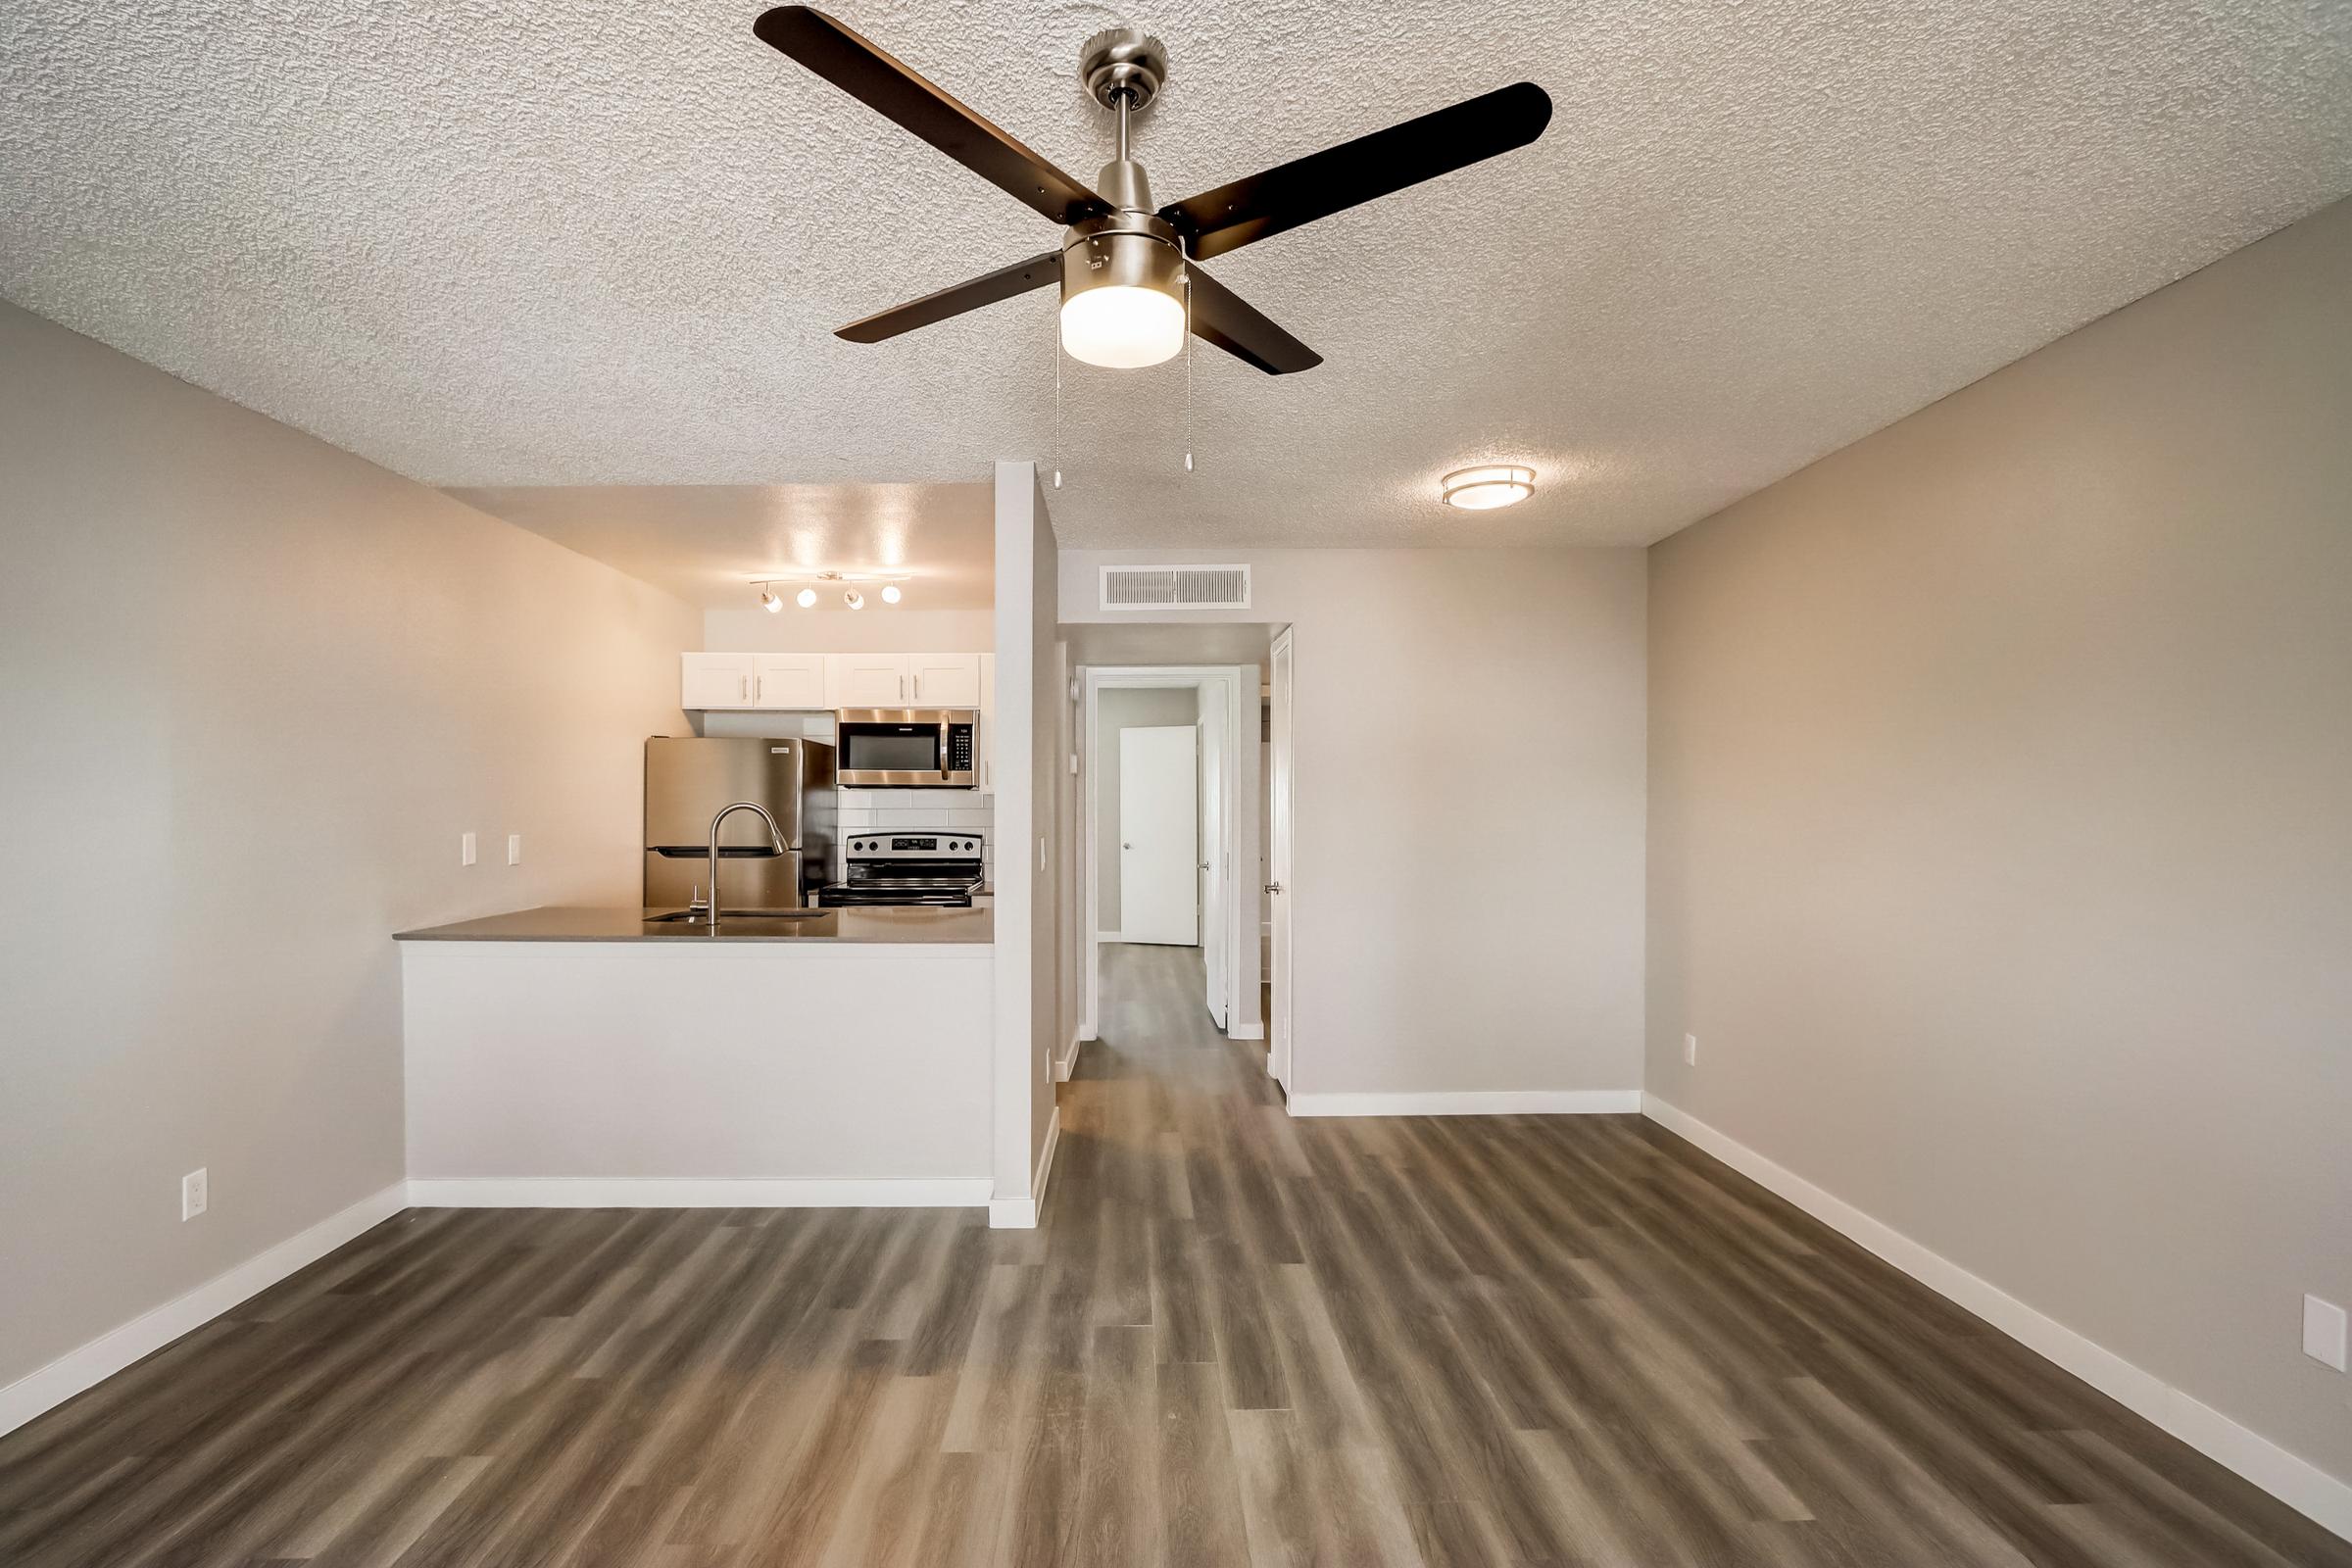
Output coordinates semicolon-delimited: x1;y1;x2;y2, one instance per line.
1183;269;1195;473
1053;295;1063;489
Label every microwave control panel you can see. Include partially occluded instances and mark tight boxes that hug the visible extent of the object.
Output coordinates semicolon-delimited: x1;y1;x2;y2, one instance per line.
948;727;974;772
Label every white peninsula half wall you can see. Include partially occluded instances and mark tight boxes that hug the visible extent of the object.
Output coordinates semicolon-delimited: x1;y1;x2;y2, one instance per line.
397;908;995;1207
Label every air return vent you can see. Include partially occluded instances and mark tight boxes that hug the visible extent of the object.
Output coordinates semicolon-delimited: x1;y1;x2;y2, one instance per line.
1099;564;1251;612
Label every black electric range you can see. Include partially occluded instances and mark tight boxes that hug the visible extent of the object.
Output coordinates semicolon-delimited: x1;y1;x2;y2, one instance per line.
817;831;985;907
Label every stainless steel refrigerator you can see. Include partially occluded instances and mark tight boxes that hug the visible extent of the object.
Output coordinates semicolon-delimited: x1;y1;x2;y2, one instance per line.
643;737;836;909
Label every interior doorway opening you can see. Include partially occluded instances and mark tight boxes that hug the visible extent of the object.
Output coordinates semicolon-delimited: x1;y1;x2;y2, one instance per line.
1075;661;1265;1062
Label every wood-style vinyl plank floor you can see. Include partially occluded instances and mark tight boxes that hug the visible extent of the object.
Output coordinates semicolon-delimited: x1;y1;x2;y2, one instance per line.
3;943;2344;1566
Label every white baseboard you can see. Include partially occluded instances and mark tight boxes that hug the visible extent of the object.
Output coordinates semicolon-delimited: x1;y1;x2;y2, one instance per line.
1053;1032;1083;1082
989;1105;1061;1229
1095;929;1124;943
1226;1021;1265;1041
1287;1088;1642;1117
0;1180;408;1440
1641;1095;2352;1544
405;1177;992;1208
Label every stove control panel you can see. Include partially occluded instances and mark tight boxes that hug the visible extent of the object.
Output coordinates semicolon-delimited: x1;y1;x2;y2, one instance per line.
846;832;985;860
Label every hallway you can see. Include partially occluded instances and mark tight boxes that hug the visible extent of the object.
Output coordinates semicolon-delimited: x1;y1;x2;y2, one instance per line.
0;944;2339;1565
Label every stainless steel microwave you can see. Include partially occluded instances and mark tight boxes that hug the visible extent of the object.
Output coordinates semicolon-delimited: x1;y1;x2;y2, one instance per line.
835;708;978;787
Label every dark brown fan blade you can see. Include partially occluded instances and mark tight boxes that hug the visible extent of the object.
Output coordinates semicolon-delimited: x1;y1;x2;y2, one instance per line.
1185;262;1321;375
754;7;1108;226
1160;82;1551;262
837;251;1059;343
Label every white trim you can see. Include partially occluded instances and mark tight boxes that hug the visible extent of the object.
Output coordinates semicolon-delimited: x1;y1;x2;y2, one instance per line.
1227;1021;1265;1042
1641;1095;2352;1544
1095;929;1125;944
1054;1031;1084;1082
1287;1089;1642;1118
0;1181;408;1439
406;1177;991;1208
990;1104;1061;1229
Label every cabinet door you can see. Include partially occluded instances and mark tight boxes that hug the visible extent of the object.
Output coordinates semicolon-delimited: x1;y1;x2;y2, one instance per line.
751;655;827;710
682;653;756;710
908;653;983;708
826;653;909;708
976;652;996;790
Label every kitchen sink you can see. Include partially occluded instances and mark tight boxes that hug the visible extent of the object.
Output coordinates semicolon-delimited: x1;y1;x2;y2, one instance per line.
643;908;830;924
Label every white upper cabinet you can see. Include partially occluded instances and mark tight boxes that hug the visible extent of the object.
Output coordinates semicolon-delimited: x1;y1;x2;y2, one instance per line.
751;655;827;710
681;653;758;710
908;653;983;708
682;650;992;710
826;653;910;708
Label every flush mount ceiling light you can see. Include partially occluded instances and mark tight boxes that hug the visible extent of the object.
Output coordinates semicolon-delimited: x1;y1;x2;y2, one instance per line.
752;8;1552;377
1440;464;1537;511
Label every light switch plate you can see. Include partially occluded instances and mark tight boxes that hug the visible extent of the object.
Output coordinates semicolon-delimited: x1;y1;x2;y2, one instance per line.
461;832;477;866
2305;1295;2349;1371
181;1167;208;1221
507;834;522;866
1684;1033;1698;1066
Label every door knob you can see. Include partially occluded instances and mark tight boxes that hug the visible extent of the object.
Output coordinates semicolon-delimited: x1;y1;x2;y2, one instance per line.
1122;842;1133;850
1265;882;1284;895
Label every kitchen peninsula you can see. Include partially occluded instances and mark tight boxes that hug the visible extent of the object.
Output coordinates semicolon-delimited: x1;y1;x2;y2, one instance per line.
394;904;994;1208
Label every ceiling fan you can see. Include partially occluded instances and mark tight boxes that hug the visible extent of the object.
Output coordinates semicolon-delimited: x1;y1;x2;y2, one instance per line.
752;7;1552;374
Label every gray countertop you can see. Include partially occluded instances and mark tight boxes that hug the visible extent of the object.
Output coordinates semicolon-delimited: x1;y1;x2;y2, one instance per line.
394;905;993;945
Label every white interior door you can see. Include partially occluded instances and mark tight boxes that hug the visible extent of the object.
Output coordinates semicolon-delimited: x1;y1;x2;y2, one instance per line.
1268;631;1295;1090
1198;683;1229;1028
1118;725;1200;947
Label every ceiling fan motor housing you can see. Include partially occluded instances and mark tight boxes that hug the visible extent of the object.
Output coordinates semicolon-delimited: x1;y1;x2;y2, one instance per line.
1060;157;1185;309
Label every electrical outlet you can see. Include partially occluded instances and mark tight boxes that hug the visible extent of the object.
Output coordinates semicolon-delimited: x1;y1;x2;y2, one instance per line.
1684;1033;1698;1066
507;833;522;866
2306;1295;2349;1371
460;831;477;866
181;1167;208;1221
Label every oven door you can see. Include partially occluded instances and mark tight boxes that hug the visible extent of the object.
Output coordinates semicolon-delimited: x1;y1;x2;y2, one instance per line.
835;709;977;787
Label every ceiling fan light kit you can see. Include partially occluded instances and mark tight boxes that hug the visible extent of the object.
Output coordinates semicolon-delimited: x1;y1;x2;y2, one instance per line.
752;6;1552;382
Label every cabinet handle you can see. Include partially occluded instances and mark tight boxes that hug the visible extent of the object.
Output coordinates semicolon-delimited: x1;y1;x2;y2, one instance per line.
755;675;763;703
739;675;748;702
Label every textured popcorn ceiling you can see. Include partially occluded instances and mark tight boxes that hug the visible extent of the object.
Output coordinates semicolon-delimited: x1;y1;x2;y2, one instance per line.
5;3;2351;550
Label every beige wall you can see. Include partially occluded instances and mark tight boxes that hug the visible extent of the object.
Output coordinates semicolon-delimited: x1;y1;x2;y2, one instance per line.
989;463;1062;1205
1647;198;2352;1493
1061;548;1649;1102
0;302;698;1395
1094;685;1200;928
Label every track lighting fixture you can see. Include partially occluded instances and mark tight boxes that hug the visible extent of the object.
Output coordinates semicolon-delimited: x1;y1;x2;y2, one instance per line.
747;570;911;610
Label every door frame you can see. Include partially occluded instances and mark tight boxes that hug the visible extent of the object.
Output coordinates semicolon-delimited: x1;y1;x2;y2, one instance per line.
1078;663;1257;1047
1267;628;1294;1093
